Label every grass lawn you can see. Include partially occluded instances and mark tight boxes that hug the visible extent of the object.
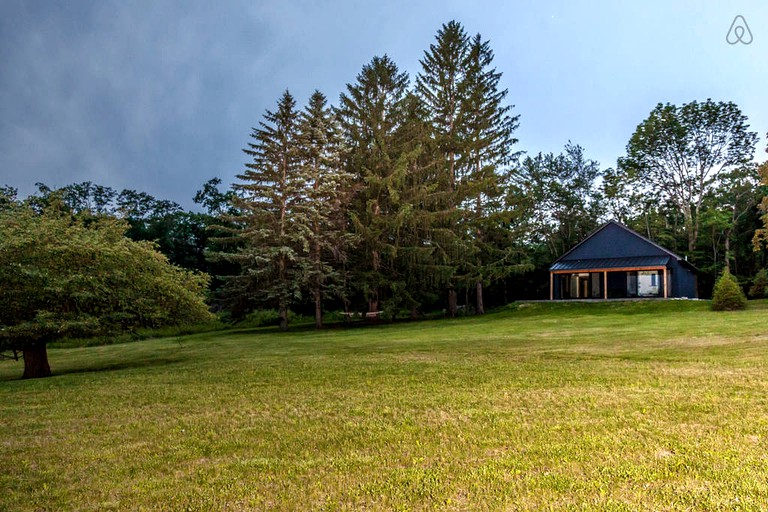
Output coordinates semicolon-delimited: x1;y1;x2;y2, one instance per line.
3;300;768;510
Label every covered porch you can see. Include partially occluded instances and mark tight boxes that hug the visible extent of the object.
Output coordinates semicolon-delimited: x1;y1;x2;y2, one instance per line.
549;257;671;300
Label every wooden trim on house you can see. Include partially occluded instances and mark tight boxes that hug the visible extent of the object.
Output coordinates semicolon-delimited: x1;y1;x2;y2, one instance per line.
550;266;667;275
549;266;670;300
549;273;554;301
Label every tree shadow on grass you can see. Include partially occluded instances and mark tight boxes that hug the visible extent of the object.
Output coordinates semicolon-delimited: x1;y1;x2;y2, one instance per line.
0;352;191;382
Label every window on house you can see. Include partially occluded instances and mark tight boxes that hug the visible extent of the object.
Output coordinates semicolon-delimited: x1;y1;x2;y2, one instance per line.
637;270;661;297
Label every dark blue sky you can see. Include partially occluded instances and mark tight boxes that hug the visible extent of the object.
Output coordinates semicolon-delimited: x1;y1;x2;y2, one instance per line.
1;1;766;209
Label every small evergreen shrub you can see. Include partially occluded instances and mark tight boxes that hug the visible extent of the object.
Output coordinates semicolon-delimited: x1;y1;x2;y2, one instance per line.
711;268;747;311
749;268;768;298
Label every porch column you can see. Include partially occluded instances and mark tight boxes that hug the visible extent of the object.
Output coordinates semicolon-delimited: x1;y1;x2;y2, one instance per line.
663;268;668;298
550;272;554;300
603;271;608;299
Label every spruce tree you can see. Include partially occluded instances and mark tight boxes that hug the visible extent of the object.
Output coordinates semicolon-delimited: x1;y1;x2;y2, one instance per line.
416;21;474;316
418;23;521;315
296;90;353;327
457;33;521;314
711;268;747;310
416;20;469;194
387;92;459;316
226;90;307;330
749;268;768;298
337;55;410;316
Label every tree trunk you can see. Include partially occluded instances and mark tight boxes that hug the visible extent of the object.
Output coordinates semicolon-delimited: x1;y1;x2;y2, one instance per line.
645;211;651;239
278;307;288;331
689;226;697;253
369;247;380;318
23;343;51;379
447;288;457;317
312;213;323;329
368;294;379;315
476;281;485;315
314;288;323;329
725;231;732;272
683;206;696;253
367;287;380;323
449;152;455;191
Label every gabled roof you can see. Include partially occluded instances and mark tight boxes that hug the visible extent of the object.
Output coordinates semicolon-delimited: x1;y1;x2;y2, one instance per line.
550;220;696;271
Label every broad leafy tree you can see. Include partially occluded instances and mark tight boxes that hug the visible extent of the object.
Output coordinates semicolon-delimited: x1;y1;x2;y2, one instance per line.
518;144;604;261
752;137;768;252
27;183;212;272
194;178;236;217
60;182;117;214
0;185;17;210
0;201;213;379
619;99;758;253
699;164;760;273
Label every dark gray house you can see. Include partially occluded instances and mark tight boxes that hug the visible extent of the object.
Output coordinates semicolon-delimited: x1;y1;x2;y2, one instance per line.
549;221;698;300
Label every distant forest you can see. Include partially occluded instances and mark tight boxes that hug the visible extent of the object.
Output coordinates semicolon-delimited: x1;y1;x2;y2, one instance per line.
3;21;767;330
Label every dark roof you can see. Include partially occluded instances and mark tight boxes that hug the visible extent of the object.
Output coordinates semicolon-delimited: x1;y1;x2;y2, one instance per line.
550;221;697;272
550;256;670;272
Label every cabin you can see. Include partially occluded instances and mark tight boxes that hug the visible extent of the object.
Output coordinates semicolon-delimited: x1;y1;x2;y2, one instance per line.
549;221;698;300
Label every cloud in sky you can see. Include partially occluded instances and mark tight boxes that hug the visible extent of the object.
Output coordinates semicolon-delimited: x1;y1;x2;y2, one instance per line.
1;0;766;208
1;1;256;204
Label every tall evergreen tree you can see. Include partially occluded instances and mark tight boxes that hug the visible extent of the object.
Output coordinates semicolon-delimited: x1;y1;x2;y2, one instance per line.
417;22;521;314
416;20;469;194
387;92;459;316
296;90;354;327
416;21;471;315
336;55;410;315
457;33;521;314
224;90;308;330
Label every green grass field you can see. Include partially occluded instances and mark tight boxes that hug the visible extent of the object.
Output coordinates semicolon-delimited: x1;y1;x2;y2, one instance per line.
3;301;768;511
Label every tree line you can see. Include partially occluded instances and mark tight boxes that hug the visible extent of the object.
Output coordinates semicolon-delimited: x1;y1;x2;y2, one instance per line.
209;20;767;327
2;20;768;374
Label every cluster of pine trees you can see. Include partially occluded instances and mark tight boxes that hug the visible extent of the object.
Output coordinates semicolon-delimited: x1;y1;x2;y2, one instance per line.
4;21;767;333
216;22;530;328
